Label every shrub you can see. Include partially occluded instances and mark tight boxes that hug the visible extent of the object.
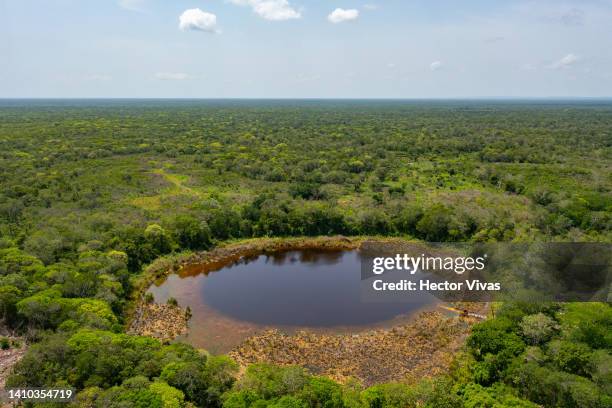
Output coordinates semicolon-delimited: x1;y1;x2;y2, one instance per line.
0;337;10;350
520;313;558;345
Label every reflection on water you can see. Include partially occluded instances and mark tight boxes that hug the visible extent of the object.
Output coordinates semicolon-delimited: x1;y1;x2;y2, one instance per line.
148;249;438;353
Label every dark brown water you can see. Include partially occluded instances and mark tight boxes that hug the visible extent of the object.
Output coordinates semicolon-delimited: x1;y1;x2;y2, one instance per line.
148;249;438;353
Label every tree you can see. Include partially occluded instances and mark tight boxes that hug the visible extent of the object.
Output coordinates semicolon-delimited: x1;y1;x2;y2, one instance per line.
23;228;66;265
269;396;307;408
548;340;593;377
149;381;186;408
361;383;418;408
0;285;21;323
298;377;344;408
461;383;538;408
16;291;64;328
416;205;452;241
467;318;522;358
289;183;324;200
0;247;46;276
162;362;204;405
144;224;174;255
519;313;558;345
171;215;212;250
203;355;238;406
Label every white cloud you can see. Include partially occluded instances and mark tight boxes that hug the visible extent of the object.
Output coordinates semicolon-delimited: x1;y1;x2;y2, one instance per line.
430;61;442;71
155;72;192;81
118;0;146;12
549;53;580;69
179;9;218;33
229;0;301;21
328;8;359;24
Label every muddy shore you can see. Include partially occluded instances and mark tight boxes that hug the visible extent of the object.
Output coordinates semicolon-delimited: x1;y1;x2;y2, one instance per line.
230;311;477;386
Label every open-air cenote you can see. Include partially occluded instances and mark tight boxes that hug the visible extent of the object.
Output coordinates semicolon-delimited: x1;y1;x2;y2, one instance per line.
147;248;440;354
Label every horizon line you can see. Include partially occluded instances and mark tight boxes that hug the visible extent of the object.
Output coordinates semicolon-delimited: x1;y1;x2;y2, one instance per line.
2;96;612;101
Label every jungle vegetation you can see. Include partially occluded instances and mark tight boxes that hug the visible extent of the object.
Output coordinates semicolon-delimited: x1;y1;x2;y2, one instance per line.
0;99;610;407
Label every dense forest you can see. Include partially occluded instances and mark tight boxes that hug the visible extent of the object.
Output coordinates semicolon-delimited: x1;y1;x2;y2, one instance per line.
0;100;610;407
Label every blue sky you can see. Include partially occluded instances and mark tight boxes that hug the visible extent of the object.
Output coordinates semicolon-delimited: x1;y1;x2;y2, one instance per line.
1;0;612;98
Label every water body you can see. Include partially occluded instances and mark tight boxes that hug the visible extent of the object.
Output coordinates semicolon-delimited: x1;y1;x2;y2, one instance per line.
148;249;438;353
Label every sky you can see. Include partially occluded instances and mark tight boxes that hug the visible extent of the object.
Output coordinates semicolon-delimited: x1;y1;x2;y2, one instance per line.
1;0;612;98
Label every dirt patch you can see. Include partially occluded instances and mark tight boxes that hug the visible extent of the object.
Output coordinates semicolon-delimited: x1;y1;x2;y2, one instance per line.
127;303;189;343
229;311;478;386
0;338;27;389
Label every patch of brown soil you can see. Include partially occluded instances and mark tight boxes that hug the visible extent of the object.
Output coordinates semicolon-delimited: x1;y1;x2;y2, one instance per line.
230;311;475;386
128;303;188;343
0;338;27;389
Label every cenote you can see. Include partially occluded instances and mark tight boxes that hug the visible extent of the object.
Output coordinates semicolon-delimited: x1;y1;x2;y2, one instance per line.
148;249;439;353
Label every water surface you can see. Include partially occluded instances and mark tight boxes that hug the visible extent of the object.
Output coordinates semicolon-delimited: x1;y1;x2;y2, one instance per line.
148;249;438;353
